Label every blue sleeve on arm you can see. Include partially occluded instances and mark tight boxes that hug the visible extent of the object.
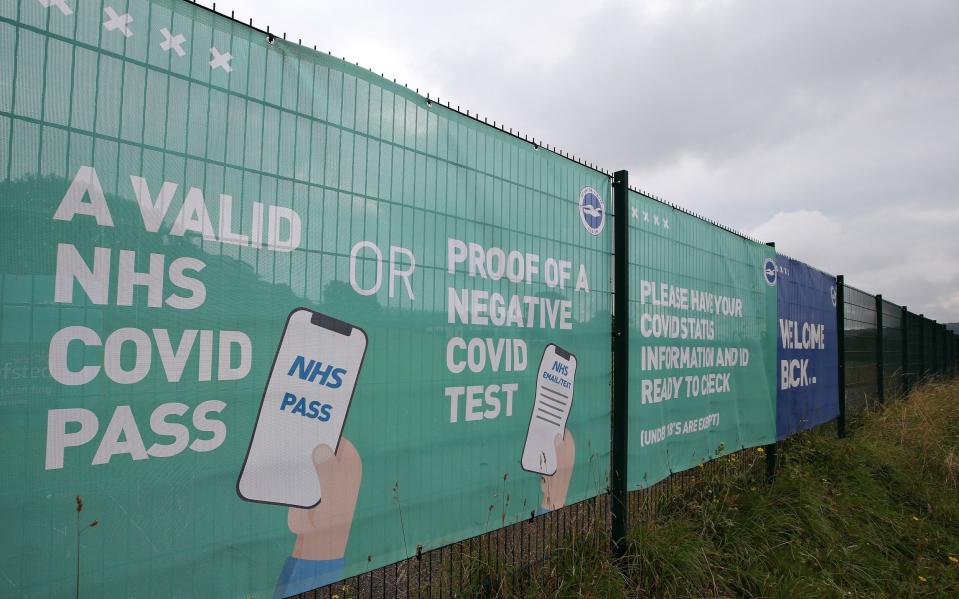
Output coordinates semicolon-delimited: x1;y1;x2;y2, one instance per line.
273;557;345;599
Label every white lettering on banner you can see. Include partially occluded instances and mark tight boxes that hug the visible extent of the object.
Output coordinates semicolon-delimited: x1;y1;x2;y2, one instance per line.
47;161;597;465
53;166;114;227
447;288;573;330
147;403;190;458
348;241;417;300
45;409;98;469
170;187;218;241
153;330;199;383
447;238;540;284
778;319;826;350
48;327;251;385
130;175;177;233
638;279;744;318
639;374;731;404
54;244;206;310
575;264;590;292
59;167;302;252
54;244;110;305
440;238;593;425
640;376;684;404
92;406;148;464
446;384;518;423
781;359;815;389
636;266;753;433
44;401;227;470
445;338;527;374
639;414;721;447
388;246;416;300
46;165;309;472
639;313;715;340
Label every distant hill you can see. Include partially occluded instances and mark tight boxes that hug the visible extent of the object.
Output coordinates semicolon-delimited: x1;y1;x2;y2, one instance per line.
947;323;959;334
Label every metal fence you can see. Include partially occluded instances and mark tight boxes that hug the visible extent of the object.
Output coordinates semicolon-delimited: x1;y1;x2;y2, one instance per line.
842;285;879;418
3;2;958;596
837;282;958;424
297;279;959;598
881;298;904;399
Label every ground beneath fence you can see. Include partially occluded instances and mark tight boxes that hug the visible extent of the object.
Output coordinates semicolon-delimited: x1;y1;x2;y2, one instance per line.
460;377;959;598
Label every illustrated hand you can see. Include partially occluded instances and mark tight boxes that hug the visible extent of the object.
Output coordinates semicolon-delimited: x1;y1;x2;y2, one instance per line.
287;438;362;560
540;429;575;511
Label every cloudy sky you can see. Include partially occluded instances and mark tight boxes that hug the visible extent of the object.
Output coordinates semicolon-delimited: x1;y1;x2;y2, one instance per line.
217;0;959;322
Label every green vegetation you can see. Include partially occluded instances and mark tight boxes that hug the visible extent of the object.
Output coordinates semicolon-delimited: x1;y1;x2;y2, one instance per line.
469;376;959;597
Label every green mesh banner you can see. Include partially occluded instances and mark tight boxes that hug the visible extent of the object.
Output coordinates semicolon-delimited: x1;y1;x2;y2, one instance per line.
626;190;777;488
0;1;612;596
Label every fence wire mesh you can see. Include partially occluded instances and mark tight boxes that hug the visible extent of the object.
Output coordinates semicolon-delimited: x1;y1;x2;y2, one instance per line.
843;286;878;418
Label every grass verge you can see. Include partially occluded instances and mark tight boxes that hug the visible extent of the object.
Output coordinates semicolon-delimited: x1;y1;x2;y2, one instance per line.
469;376;959;598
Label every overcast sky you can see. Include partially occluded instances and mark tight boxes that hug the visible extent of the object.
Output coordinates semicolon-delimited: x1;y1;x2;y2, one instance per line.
216;0;959;322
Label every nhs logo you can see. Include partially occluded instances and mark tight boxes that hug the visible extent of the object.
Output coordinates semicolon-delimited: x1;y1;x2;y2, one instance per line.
287;355;347;389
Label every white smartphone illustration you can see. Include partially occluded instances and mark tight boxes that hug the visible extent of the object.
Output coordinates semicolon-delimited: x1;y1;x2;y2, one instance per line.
237;308;367;508
521;343;577;476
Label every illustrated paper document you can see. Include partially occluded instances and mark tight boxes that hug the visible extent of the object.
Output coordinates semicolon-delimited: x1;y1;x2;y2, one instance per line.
522;344;577;475
237;309;367;508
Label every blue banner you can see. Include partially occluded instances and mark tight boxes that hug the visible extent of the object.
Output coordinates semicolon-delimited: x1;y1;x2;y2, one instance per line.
775;256;839;439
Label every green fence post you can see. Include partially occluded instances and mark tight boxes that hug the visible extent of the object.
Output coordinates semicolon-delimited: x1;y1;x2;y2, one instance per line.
943;326;948;375
945;326;950;374
876;294;884;403
940;324;945;374
948;332;952;374
943;326;947;374
610;169;629;559
943;325;949;374
949;333;953;374
901;306;908;394
950;331;954;374
764;242;778;482
918;314;925;380
932;320;939;375
837;275;846;438
952;333;959;373
951;334;955;373
936;322;946;374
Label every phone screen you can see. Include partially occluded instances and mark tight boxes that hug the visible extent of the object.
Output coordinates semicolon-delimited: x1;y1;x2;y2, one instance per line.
237;308;367;508
521;343;577;476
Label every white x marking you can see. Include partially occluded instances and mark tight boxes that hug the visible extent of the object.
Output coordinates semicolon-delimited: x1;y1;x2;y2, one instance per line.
631;207;639;219
663;217;669;229
37;0;72;16
653;214;660;226
103;6;133;37
209;47;233;72
160;28;186;56
643;210;649;222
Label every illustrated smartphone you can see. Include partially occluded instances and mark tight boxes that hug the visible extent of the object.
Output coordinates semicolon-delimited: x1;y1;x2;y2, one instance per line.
237;308;367;508
521;344;577;476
